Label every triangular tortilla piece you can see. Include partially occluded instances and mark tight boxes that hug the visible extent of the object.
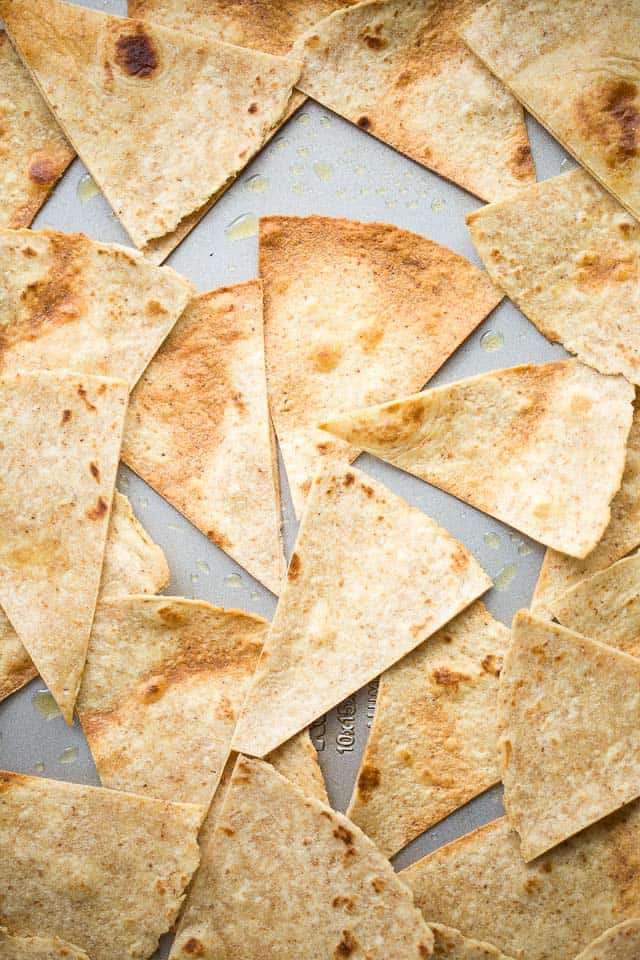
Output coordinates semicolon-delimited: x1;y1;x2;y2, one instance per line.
0;770;202;960
321;360;635;558
499;611;640;861
291;0;535;202
348;601;509;858
0;929;89;960
169;756;434;960
0;229;192;386
575;921;640;960
401;810;640;960
232;463;491;758
260;215;503;515
550;554;640;659
123;280;285;594
0;370;128;722
461;0;640;220
467;169;640;383
532;394;640;618
0;490;169;704
267;729;328;804
430;925;516;960
0;0;301;254
0;31;74;229
77;596;268;806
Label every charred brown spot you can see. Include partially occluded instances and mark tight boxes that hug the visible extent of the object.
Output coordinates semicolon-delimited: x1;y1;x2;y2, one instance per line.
28;155;59;185
23;246;37;257
248;102;258;114
575;79;640;167
371;876;386;893
360;483;374;498
60;409;72;425
432;666;470;687
332;895;355;912
115;26;159;78
357;115;371;130
481;654;501;677
333;824;354;846
357;763;381;796
343;472;355;487
288;551;302;580
362;33;387;50
77;384;97;411
89;461;100;481
140;681;165;704
419;945;431;958
510;142;534;180
334;931;358;958
86;496;108;520
183;939;205;957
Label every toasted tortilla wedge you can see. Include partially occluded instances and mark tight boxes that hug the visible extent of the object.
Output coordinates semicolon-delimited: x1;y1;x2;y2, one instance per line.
575;921;640;960
322;360;635;558
0;769;202;960
292;0;535;202
232;463;491;758
461;0;640;220
430;925;516;960
123;280;285;594
348;601;509;857
0;229;192;386
532;395;640;618
0;371;128;722
499;611;640;861
260;215;503;515
401;809;640;960
0;0;301;256
169;756;433;960
267;729;328;804
467;169;640;383
0;31;73;229
77;596;268;806
0;929;89;960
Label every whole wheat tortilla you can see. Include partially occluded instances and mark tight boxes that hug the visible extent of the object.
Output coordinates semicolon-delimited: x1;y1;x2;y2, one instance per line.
0;31;73;229
401;809;640;960
467;169;640;383
292;0;535;202
0;490;169;705
267;729;328;804
232;463;491;758
77;596;268;806
499;611;640;861
348;601;509;858
0;929;89;960
575;921;640;960
321;360;635;558
260;215;503;515
0;228;192;387
461;0;640;220
169;756;434;960
0;371;128;722
0;769;202;960
0;0;301;256
123;280;285;594
430;925;516;960
532;394;640;618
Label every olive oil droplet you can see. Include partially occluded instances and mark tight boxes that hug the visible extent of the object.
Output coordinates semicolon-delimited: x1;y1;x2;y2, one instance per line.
483;532;501;550
314;161;333;182
225;214;258;241
77;173;100;202
32;690;61;721
480;330;504;353
224;573;242;589
58;746;79;764
244;175;269;194
495;563;517;592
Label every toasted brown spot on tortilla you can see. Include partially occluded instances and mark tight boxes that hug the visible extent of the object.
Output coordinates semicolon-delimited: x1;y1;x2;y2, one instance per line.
28;154;60;184
140;680;165;704
86;496;108;520
248;102;258;113
575;79;640;167
183;938;205;956
432;666;471;687
312;344;342;372
510;142;534;180
207;527;232;550
288;551;302;580
333;824;355;846
360;483;374;498
157;605;186;627
332;895;355;911
357;115;371;130
371;876;386;893
481;653;501;676
89;461;100;481
145;299;167;317
115;25;159;78
357;763;381;796
60;408;72;424
334;930;358;957
573;252;639;287
343;472;355;487
77;384;97;411
362;33;387;51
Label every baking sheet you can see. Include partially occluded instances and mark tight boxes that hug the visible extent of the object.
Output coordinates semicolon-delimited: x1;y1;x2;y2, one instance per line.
0;0;575;949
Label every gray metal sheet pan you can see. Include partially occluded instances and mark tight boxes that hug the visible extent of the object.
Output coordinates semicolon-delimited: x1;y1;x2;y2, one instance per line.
0;1;577;952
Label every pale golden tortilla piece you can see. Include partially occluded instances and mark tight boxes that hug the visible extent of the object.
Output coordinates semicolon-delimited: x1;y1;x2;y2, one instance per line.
232;463;491;758
321;360;635;558
0;490;169;705
467;169;640;383
532;394;640;618
0;371;128;722
0;0;301;254
401;810;640;960
260;215;503;515
430;925;516;960
0;928;89;960
0;228;192;386
0;31;74;229
348;601;509;858
0;770;202;960
123;280;285;594
267;729;328;804
499;611;640;861
292;0;535;202
77;596;268;806
461;0;640;220
169;756;433;960
575;921;640;960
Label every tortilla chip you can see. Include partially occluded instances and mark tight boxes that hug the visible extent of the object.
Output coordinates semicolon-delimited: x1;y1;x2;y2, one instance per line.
77;596;268;806
0;371;128;722
267;729;328;804
467;169;640;383
348;601;509;857
575;921;640;960
291;0;535;202
532;394;640;618
0;31;74;229
232;463;491;758
0;769;202;960
0;0;301;255
0;228;192;387
461;0;640;220
321;360;635;558
123;280;285;594
430;925;516;960
0;929;89;960
169;756;434;960
260;215;503;516
401;809;640;960
499;611;640;861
